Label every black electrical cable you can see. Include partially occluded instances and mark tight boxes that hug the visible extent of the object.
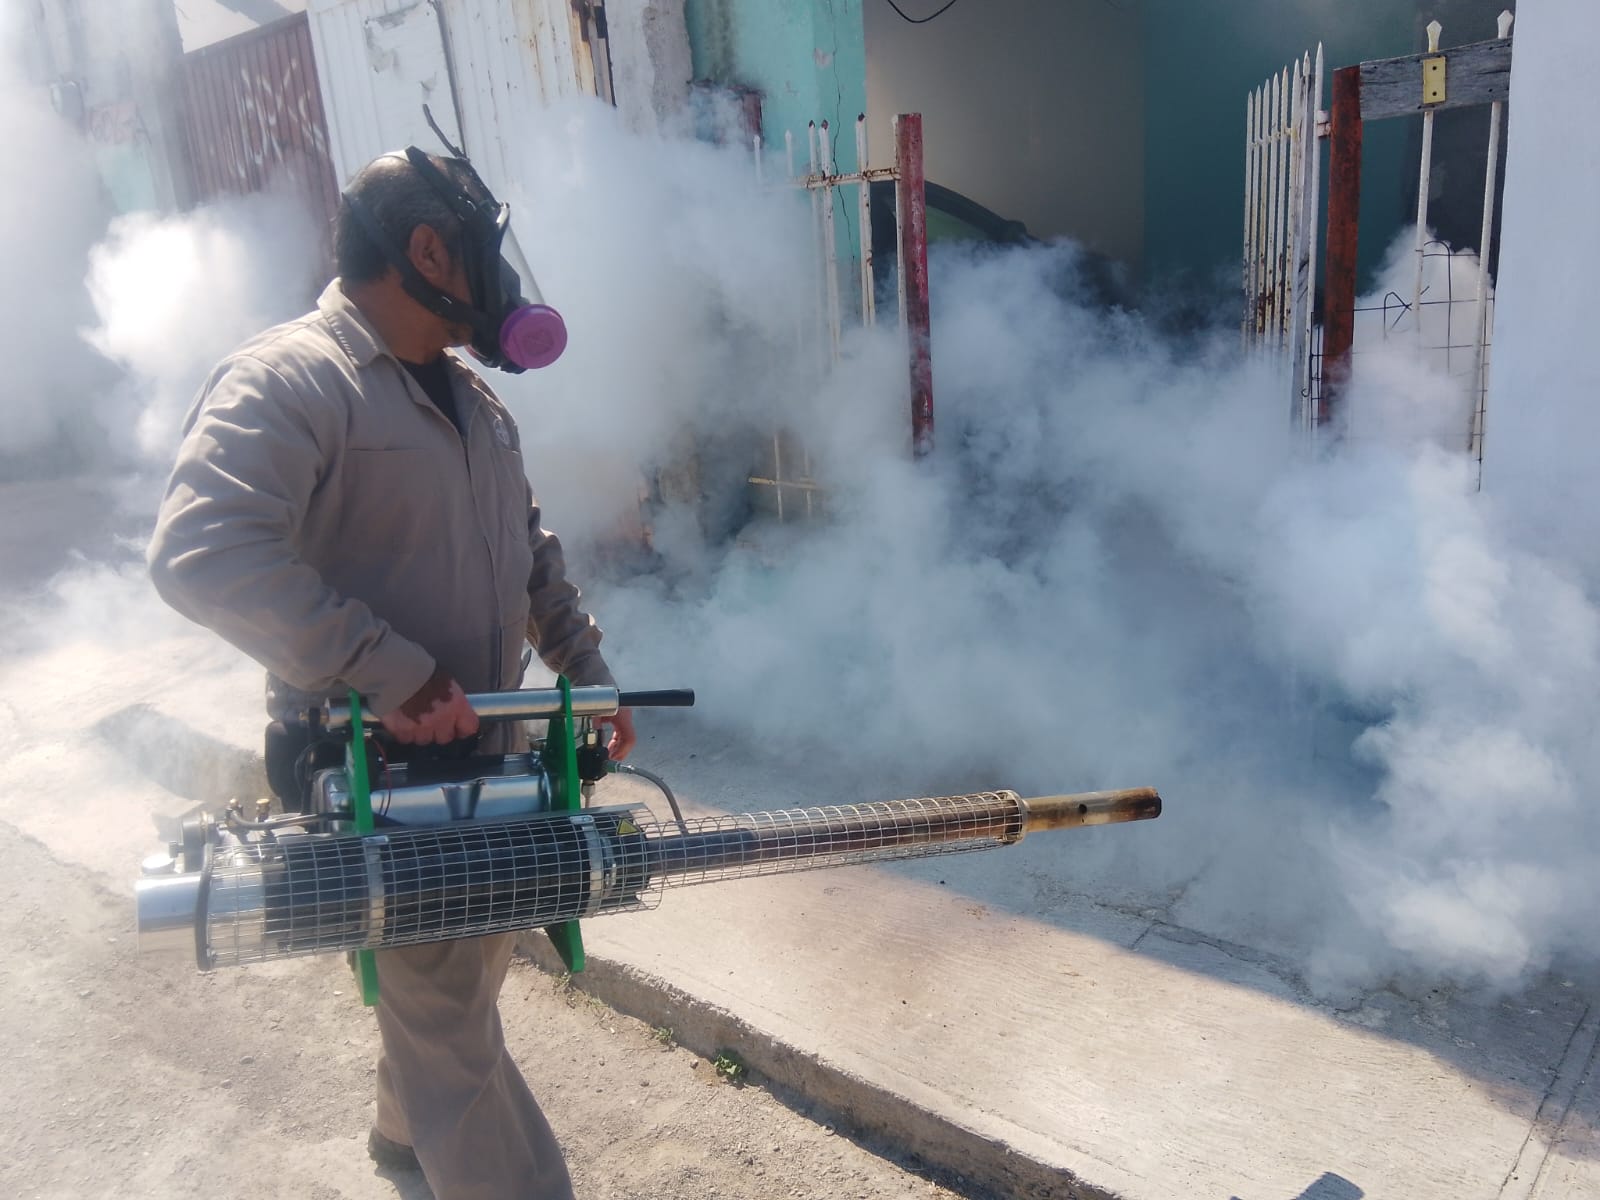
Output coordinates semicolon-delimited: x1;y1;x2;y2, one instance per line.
885;0;1124;22
882;0;964;24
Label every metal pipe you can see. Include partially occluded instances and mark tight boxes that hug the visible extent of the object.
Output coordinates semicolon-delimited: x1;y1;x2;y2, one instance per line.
1266;71;1285;341
648;793;1025;879
1285;59;1307;353
894;112;934;457
1278;67;1294;342
1285;57;1308;402
1411;20;1444;348
322;685;623;728
138;787;1162;970
818;119;843;362
1470;9;1514;472
1300;44;1326;436
856;114;876;328
1015;789;1162;837
134;871;204;958
1252;84;1268;337
648;788;1163;877
1243;85;1258;343
1322;65;1364;427
807;121;827;368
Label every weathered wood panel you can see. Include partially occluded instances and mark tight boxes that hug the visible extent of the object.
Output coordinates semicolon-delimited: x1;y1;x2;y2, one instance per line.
1359;36;1512;121
1322;65;1363;426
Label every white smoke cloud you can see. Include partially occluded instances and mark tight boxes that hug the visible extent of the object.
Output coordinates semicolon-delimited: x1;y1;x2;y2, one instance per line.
483;105;821;546
7;53;1594;999
478;105;1600;994
84;190;321;461
0;7;319;475
0;17;116;472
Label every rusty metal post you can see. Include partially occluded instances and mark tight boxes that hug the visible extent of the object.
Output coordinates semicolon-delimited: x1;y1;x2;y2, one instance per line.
1321;66;1363;427
894;113;934;457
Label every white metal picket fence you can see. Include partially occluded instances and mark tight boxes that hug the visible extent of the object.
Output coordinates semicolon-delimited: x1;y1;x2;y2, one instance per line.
1244;12;1514;484
1242;45;1325;433
745;113;933;520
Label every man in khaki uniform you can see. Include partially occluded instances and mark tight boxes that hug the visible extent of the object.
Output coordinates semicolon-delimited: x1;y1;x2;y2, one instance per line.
148;149;632;1199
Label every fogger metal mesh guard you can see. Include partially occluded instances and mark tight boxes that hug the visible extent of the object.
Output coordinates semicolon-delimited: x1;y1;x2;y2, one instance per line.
163;788;1157;969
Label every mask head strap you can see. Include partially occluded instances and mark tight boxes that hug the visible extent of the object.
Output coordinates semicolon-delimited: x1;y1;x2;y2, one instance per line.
340;148;521;366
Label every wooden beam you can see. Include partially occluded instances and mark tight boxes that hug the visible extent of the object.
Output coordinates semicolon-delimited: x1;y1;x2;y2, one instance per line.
1322;66;1363;427
895;113;934;458
1359;36;1512;120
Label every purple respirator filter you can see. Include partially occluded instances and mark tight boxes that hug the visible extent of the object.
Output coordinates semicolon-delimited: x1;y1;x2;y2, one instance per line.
499;303;568;370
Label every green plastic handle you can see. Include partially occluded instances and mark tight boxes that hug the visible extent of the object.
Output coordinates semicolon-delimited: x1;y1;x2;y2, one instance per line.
347;689;381;1007
542;677;586;973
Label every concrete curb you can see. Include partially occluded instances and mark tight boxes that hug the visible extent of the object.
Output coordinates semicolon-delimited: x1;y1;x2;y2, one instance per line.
515;931;1117;1200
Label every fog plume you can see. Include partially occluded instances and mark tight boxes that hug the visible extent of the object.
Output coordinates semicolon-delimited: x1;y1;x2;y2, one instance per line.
9;68;1594;998
84;193;321;460
482;107;1599;995
0;17;114;472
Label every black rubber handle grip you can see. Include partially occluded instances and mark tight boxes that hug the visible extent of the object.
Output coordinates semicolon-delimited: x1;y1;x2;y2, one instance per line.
617;689;696;709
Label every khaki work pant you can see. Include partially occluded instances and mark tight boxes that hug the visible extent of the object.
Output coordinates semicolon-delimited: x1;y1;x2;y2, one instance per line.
373;933;574;1200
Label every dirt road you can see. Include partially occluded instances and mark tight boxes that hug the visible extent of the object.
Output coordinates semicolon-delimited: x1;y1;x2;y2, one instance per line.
0;819;966;1200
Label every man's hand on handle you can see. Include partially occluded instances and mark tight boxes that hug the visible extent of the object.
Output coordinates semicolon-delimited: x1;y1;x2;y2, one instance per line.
380;667;481;745
598;708;636;762
381;671;633;757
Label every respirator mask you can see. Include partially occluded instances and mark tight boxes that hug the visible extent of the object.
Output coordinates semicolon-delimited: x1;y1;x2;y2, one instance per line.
341;134;566;374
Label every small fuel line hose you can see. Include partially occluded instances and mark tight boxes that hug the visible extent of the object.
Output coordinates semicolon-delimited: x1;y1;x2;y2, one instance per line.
611;763;691;835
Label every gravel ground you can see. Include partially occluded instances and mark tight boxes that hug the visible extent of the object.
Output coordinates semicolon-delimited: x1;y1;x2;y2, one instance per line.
0;819;970;1200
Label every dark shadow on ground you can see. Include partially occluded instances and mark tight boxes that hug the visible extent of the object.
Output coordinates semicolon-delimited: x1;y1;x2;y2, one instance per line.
95;702;269;828
1231;1172;1364;1200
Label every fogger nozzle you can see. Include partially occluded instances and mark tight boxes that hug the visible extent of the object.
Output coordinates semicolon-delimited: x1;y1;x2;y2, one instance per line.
1015;788;1162;836
137;787;1161;969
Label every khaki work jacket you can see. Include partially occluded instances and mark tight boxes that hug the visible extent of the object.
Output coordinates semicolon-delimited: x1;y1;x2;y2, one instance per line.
148;280;613;721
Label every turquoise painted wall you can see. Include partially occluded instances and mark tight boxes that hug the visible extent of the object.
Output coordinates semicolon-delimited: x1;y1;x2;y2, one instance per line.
685;0;869;171
1145;0;1420;294
686;0;1427;300
1144;0;1416;291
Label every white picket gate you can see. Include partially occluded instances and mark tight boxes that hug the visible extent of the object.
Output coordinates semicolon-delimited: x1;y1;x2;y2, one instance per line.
1242;46;1325;434
1244;13;1514;484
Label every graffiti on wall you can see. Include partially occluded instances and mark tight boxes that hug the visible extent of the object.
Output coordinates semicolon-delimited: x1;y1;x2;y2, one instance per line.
87;100;149;146
180;12;339;259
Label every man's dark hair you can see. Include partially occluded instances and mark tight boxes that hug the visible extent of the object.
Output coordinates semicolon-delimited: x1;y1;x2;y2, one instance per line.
333;153;482;284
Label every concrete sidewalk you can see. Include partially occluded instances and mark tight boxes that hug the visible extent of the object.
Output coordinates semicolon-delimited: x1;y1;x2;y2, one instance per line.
529;720;1600;1200
4;521;1595;1199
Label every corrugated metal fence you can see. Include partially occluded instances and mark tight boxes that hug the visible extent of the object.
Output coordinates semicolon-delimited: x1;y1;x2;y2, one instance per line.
307;0;609;203
180;13;340;266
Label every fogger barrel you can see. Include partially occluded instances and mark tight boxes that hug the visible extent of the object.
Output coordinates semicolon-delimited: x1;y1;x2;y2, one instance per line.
137;788;1159;969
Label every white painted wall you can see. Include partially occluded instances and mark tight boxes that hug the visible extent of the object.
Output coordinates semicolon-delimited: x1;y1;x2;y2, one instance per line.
1483;0;1600;549
309;0;591;190
606;0;692;137
308;0;689;189
863;0;1144;265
